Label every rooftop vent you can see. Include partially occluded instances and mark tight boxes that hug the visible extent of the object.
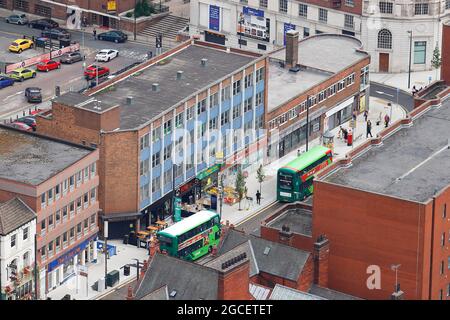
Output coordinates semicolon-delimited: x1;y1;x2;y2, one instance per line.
93;100;102;111
263;247;271;255
221;252;247;270
201;58;208;67
177;70;184;80
152;83;160;92
169;290;177;298
126;96;133;105
289;66;301;73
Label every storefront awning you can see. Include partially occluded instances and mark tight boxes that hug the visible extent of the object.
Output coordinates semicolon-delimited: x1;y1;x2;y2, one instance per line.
101;212;142;222
325;96;355;118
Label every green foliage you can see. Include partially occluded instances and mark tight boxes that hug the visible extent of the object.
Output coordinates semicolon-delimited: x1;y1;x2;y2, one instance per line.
134;0;156;18
235;167;247;210
125;11;133;18
431;46;441;70
256;164;265;196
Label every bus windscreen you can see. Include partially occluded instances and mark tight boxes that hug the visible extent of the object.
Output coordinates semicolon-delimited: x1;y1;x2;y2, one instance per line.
279;173;293;189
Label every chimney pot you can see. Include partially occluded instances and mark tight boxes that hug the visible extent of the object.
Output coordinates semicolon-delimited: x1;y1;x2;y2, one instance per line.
285;30;299;69
177;70;184;80
201;58;208;66
152;83;160;92
126;96;133;105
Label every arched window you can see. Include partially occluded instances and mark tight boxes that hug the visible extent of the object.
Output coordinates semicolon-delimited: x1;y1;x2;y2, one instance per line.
23;251;30;268
378;29;392;49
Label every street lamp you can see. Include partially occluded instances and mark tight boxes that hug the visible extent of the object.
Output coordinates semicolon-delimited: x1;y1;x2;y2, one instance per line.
103;220;109;289
407;30;413;89
132;259;140;282
134;0;137;41
238;13;245;49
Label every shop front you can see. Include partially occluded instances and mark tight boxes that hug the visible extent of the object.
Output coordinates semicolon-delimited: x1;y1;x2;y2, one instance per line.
324;96;355;131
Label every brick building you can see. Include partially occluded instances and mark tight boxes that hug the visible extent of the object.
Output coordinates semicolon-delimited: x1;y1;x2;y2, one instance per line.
441;20;450;85
37;40;268;238
0;125;100;297
266;31;370;159
311;91;450;300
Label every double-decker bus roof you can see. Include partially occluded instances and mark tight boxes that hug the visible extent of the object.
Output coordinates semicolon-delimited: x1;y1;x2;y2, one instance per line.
158;210;218;237
280;145;331;173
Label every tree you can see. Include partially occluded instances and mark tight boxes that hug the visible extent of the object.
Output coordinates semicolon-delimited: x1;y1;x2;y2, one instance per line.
235;167;247;211
431;46;441;80
256;164;265;197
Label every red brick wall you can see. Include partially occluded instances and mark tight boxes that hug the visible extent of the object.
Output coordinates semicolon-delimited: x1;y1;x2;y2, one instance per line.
218;261;252;300
312;181;430;300
260;226;313;252
441;23;450;85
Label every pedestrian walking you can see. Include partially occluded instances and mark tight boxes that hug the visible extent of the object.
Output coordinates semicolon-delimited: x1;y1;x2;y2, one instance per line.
364;110;368;122
384;114;390;128
366;120;373;138
297;149;301;157
256;190;261;205
93;28;97;40
342;127;348;141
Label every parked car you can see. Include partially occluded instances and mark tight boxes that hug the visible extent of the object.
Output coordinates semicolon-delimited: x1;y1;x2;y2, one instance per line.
36;59;61;72
95;49;119;62
84;65;110;80
28;18;59;30
97;30;128;43
6;14;28;25
60;51;83;64
25;87;42;103
9;68;36;82
0;76;14;89
17;116;36;131
8;39;33;53
41;27;71;40
9;122;33;132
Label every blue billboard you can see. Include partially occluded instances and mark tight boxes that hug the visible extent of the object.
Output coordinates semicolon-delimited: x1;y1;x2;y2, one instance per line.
284;23;296;45
209;5;220;31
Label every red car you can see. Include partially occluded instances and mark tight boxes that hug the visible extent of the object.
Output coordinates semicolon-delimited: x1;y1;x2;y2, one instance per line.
36;59;61;72
84;65;109;80
10;122;33;132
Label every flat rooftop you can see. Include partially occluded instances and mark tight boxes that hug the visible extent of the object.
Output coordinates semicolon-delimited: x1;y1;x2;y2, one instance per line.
268;34;368;111
267;208;312;236
91;44;257;130
324;98;450;203
0;126;92;186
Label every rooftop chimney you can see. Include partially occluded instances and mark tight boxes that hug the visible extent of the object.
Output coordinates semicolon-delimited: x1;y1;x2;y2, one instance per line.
441;21;450;85
279;224;294;247
218;253;251;300
152;83;160;92
285;29;299;69
201;58;208;67
313;234;330;288
177;70;184;80
126;96;133;105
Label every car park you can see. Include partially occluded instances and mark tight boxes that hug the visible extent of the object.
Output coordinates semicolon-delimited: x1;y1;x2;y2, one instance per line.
8;39;33;53
95;49;119;62
9;68;36;82
97;30;128;43
0;76;14;89
36;59;61;72
59;51;83;64
41;27;71;40
28;18;59;30
84;65;110;80
9;122;33;132
17;116;36;131
25;87;42;103
6;14;28;25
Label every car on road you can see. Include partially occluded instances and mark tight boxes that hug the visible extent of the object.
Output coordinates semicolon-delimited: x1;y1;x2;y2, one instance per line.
95;49;119;62
84;65;110;80
97;30;128;43
28;18;59;30
6;14;28;25
9;122;33;132
9;39;34;53
60;51;84;64
17;116;36;131
25;87;42;103
0;76;15;89
9;68;36;82
41;27;71;40
36;59;61;72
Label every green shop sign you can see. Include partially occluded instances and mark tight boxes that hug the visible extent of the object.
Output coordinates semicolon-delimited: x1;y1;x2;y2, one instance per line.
196;164;221;180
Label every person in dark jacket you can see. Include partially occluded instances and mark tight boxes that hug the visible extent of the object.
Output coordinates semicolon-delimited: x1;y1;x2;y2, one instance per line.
366;120;373;138
256;190;261;205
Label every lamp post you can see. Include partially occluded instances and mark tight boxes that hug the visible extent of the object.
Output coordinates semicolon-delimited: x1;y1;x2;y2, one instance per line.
133;259;140;282
407;30;413;89
103;220;108;289
34;232;38;300
134;0;137;41
238;13;244;49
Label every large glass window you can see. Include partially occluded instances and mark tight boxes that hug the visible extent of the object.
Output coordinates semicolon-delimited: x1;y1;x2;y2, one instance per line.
379;1;393;13
298;4;308;18
319;8;328;23
414;41;426;64
279;0;288;13
377;29;392;49
278;173;293;190
414;3;429;15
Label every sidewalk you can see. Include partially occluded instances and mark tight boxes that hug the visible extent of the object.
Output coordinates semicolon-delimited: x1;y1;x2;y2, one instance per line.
45;240;149;300
220;97;407;226
371;69;440;92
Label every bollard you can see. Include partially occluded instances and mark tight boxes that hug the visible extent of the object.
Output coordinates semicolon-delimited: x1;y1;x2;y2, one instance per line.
23;111;25;116
29;108;31;115
16;115;18;120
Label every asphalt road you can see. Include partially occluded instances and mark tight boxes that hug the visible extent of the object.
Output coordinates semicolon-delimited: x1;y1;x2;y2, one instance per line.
369;82;414;112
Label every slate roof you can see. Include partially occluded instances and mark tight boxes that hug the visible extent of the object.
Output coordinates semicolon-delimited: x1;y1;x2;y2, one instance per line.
309;285;363;300
140;285;169;300
269;284;325;300
218;229;310;282
0;198;36;236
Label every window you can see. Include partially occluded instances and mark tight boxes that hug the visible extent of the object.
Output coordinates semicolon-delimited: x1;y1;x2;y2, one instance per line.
56;210;61;224
76;171;82;186
256;92;264;106
152;126;161;142
48;241;53;255
48;188;53;203
175;112;184;128
77;223;82;235
62;206;68;221
209;92;219;108
140;159;149;176
233;80;241;95
444;204;447;218
140;133;150;150
84;167;89;181
70;227;75;240
260;0;268;8
91;188;96;202
11;234;16;247
48;214;54;229
345;0;355;6
303;27;310;38
90;214;96;226
377;29;392;49
244;97;253;113
69;175;74;189
233;104;241;119
23;252;30;267
256;68;265;83
83;193;89;207
35;4;51;17
55;184;60;199
440;260;445;275
23;227;28;240
152;152;161;168
197;123;206;138
174;162;183;178
163;169;172;186
414;41;426;64
415;3;429;15
244;74;253;89
209;117;218;130
69;201;75;215
41;193;46;207
77;197;82;211
63;179;68;194
163;119;172;135
41;219;46;233
55;236;61;250
186;106;194;120
299;4;308;18
221;110;230;125
319;9;328;23
379;1;393;13
63;232;68;245
447;0;450;9
84;218;89;230
41;245;46;259
140;183;149;202
279;0;288;13
344;15;354;29
338;80;345;91
244;121;253;132
442;233;446;247
152;176;161;193
255;114;264;129
197;98;207;114
164;144;172;161
221;86;231;101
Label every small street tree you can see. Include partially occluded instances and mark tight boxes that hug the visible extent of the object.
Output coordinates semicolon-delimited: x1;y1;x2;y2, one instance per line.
256;164;265;197
235;167;247;211
431;46;441;80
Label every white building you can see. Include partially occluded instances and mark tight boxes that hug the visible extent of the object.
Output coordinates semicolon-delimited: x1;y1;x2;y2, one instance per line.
362;0;450;73
189;0;363;53
0;198;36;300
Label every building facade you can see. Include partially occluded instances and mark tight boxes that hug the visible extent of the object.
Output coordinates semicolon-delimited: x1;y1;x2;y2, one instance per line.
0;198;36;300
37;40;268;238
189;0;363;53
361;0;450;72
0;126;100;298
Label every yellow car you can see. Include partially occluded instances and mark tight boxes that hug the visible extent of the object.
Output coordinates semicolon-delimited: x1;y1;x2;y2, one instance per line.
9;39;33;53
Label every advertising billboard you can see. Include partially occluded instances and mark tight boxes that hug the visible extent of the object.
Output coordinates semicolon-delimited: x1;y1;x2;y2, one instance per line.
284;23;296;45
209;5;220;31
237;6;270;42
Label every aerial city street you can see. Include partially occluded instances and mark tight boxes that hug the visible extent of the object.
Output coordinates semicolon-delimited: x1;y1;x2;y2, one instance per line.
0;0;449;306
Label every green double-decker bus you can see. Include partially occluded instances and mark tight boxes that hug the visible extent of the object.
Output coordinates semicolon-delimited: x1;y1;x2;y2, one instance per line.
277;145;333;202
156;210;221;261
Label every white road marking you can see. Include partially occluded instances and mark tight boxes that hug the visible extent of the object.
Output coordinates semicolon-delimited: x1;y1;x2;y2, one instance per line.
3;91;24;101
